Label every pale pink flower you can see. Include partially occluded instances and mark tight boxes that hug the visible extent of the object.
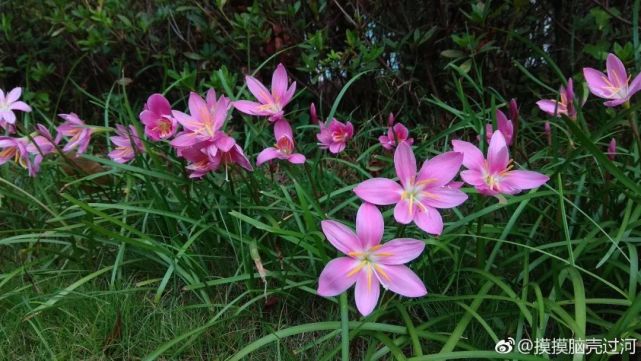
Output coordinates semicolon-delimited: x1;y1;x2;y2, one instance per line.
26;124;59;174
181;142;253;178
56;113;93;155
453;132;549;198
0;87;32;133
317;118;354;154
354;142;467;235
607;138;617;161
256;119;305;166
583;53;641;107
379;113;413;150
170;91;235;158
233;63;296;122
0;136;33;174
317;203;427;316
139;94;177;141
108;124;145;163
537;78;577;119
486;109;514;145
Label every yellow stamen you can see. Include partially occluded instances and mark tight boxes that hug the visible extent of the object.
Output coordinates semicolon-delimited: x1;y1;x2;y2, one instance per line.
346;261;366;278
373;264;392;282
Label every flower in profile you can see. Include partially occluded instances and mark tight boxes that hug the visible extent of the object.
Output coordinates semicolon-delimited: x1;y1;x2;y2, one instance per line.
233;63;296;122
0;87;32;133
537;78;577;119
607;138;617;161
544;121;552;145
309;103;319;124
108;124;145;163
317;203;427;316
453;132;549;199
583;53;641;107
257;119;305;166
379;113;413;150
56;113;93;155
26;124;59;174
139;94;177;141
170;91;235;158
485;109;514;145
0;136;33;174
317;118;354;154
353;142;467;235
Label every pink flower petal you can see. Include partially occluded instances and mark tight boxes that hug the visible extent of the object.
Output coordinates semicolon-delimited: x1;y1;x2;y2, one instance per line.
452;140;484;171
188;92;211;126
233;100;271;116
417;151;463;186
413;206;443;235
356;203;384;248
317;257;360;297
206;88;217;107
376;264;427;297
629;72;641;96
394;199;414;224
394;142;417;188
6;87;22;103
214;133;236;152
274;119;293;140
147;93;172;115
460;169;485;187
536;99;564;117
487;131;509;174
354;178;403;205
288;153;306;164
496;110;514;145
606;53;628;90
422;187;468;209
321;220;363;255
1;110;15;125
502;170;549;191
245;75;273;104
583;68;611;99
256;147;280;166
9;101;31;112
328;142;346;154
271;63;288;102
374;238;425;265
354;267;380;316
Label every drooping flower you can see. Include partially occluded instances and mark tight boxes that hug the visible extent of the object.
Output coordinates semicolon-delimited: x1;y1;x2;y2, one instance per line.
317;118;354;154
256;119;305;166
0;136;32;174
379;113;413;150
353;142;467;235
55;113;93;155
537;78;577;119
485;109;514;145
0;87;32;133
317;203;427;316
170;91;235;158
583;53;641;107
139;94;177;141
453;132;549;198
108;124;145;163
233;63;296;122
181;141;253;178
607;138;617;161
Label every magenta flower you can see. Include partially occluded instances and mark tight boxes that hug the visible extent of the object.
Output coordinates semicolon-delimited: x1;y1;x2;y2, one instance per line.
537;78;577;119
0;136;33;174
354;142;467;235
607;138;617;161
310;103;319;124
0;87;32;133
317;118;354;154
170;91;235;158
108;124;145;164
139;94;177;141
379;114;413;150
317;203;427;316
56;113;93;155
181;142;253;178
485;109;514;145
256;119;305;166
26;124;59;174
583;53;641;107
233;63;296;122
453;132;549;198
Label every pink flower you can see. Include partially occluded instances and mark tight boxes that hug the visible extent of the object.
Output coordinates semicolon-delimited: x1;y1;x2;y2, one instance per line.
170;91;235;158
537;78;577;119
56;113;93;155
317;118;354;154
485;109;514;145
544;121;552;145
607;138;617;161
233;63;296;122
379;114;413;150
181;142;253;178
453;132;549;198
139;94;177;141
256;119;305;166
583;53;641;107
108;124;145;163
508;98;519;124
0;87;32;133
26;124;59;174
310;103;319;124
353;142;467;235
317;203;427;316
0;136;33;174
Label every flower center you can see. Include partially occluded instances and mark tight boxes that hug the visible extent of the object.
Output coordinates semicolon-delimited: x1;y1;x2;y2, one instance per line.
332;130;346;142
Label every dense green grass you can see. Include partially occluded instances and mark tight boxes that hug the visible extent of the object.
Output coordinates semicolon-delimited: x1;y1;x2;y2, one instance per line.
2;23;641;361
